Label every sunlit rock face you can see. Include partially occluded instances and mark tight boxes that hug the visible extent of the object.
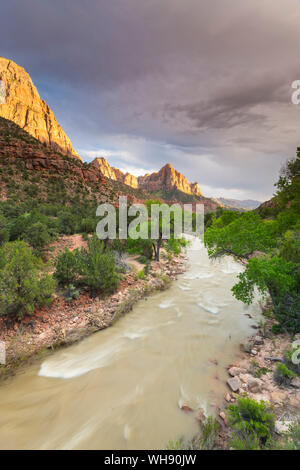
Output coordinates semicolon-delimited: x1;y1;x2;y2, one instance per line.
138;163;203;196
0;57;81;160
92;159;203;196
91;157;139;188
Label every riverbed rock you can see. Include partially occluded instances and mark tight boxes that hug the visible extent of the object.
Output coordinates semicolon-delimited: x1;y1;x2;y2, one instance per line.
180;403;193;412
227;377;241;392
219;412;228;426
247;376;263;393
240;340;254;353
228;367;246;377
225;393;231;402
290;377;300;389
275;420;293;435
254;335;264;345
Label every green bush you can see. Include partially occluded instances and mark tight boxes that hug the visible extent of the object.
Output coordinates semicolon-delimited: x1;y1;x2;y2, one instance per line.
274;363;297;386
0;213;9;246
279;423;300;450
55;249;82;286
166;417;219;450
228;397;275;449
126;238;153;259
79;217;95;234
166;237;187;255
0;241;56;317
284;346;300;376
81;236;119;296
64;284;80;302
135;269;146;280
58;210;78;235
25;221;51;251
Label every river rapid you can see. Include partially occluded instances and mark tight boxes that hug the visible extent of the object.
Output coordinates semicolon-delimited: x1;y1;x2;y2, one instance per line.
0;237;261;449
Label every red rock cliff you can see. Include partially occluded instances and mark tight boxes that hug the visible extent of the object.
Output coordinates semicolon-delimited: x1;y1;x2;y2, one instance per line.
0;57;81;160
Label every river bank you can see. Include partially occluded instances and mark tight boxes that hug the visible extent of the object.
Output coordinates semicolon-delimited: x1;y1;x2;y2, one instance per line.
213;308;300;449
0;250;187;382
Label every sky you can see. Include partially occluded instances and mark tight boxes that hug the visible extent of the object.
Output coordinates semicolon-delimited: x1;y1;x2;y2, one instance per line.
1;0;300;201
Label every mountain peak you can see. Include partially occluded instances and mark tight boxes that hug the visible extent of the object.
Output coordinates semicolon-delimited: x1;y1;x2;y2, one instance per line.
91;157;202;197
0;57;81;160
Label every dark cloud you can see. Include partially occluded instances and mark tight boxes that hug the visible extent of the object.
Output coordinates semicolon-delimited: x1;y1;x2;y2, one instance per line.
1;0;300;200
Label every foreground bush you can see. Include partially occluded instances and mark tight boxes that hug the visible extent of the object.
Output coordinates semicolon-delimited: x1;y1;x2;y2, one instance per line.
25;221;51;251
54;237;120;295
81;236;119;296
274;363;297;386
0;241;56;317
279;423;300;450
228;397;275;450
55;249;82;286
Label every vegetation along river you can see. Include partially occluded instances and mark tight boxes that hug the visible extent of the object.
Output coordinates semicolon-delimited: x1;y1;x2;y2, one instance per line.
0;237;261;449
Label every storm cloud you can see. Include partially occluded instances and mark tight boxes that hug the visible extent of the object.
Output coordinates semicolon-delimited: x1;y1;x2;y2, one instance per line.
1;0;300;200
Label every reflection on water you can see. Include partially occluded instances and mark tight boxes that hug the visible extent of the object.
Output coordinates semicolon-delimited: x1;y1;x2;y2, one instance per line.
0;238;261;449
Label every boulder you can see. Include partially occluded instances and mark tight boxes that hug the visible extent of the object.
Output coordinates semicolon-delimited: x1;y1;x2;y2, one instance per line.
290;377;300;389
275;420;293;435
240;340;254;353
227;377;241;392
228;367;246;377
247;376;263;393
254;335;264;345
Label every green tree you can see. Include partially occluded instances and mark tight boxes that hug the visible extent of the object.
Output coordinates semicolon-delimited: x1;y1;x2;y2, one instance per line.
25;221;51;251
0;241;56;317
55;248;82;286
205;211;277;260
81;235;119;295
0;212;9;246
58;210;78;235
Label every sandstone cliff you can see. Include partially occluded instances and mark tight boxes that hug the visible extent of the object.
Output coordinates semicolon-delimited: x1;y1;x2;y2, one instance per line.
91;158;202;196
91;157;139;188
0;57;81;160
137;163;202;196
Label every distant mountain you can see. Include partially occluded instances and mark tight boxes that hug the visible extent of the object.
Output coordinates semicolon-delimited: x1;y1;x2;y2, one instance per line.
0;57;221;212
91;158;202;197
213;197;261;210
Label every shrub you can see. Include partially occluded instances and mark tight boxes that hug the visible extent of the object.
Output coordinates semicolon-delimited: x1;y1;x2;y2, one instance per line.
197;416;219;450
126;238;153;259
135;269;146;280
274;363;297;386
279;423;300;450
284;346;300;376
55;249;82;286
81;236;119;296
25;222;51;251
166;237;188;255
228;397;275;449
64;284;80;302
0;213;9;246
79;217;95;234
165;417;219;450
271;323;284;335
0;241;56;317
58;210;78;235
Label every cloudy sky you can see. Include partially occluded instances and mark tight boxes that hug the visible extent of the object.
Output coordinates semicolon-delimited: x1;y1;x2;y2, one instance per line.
1;0;300;201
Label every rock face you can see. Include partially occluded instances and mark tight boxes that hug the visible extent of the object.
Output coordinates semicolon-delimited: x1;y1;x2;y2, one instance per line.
0;57;81;160
138;163;202;196
92;158;202;196
91;158;139;188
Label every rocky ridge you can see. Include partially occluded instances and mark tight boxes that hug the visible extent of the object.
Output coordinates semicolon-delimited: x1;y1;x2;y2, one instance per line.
91;158;202;196
0;57;81;160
